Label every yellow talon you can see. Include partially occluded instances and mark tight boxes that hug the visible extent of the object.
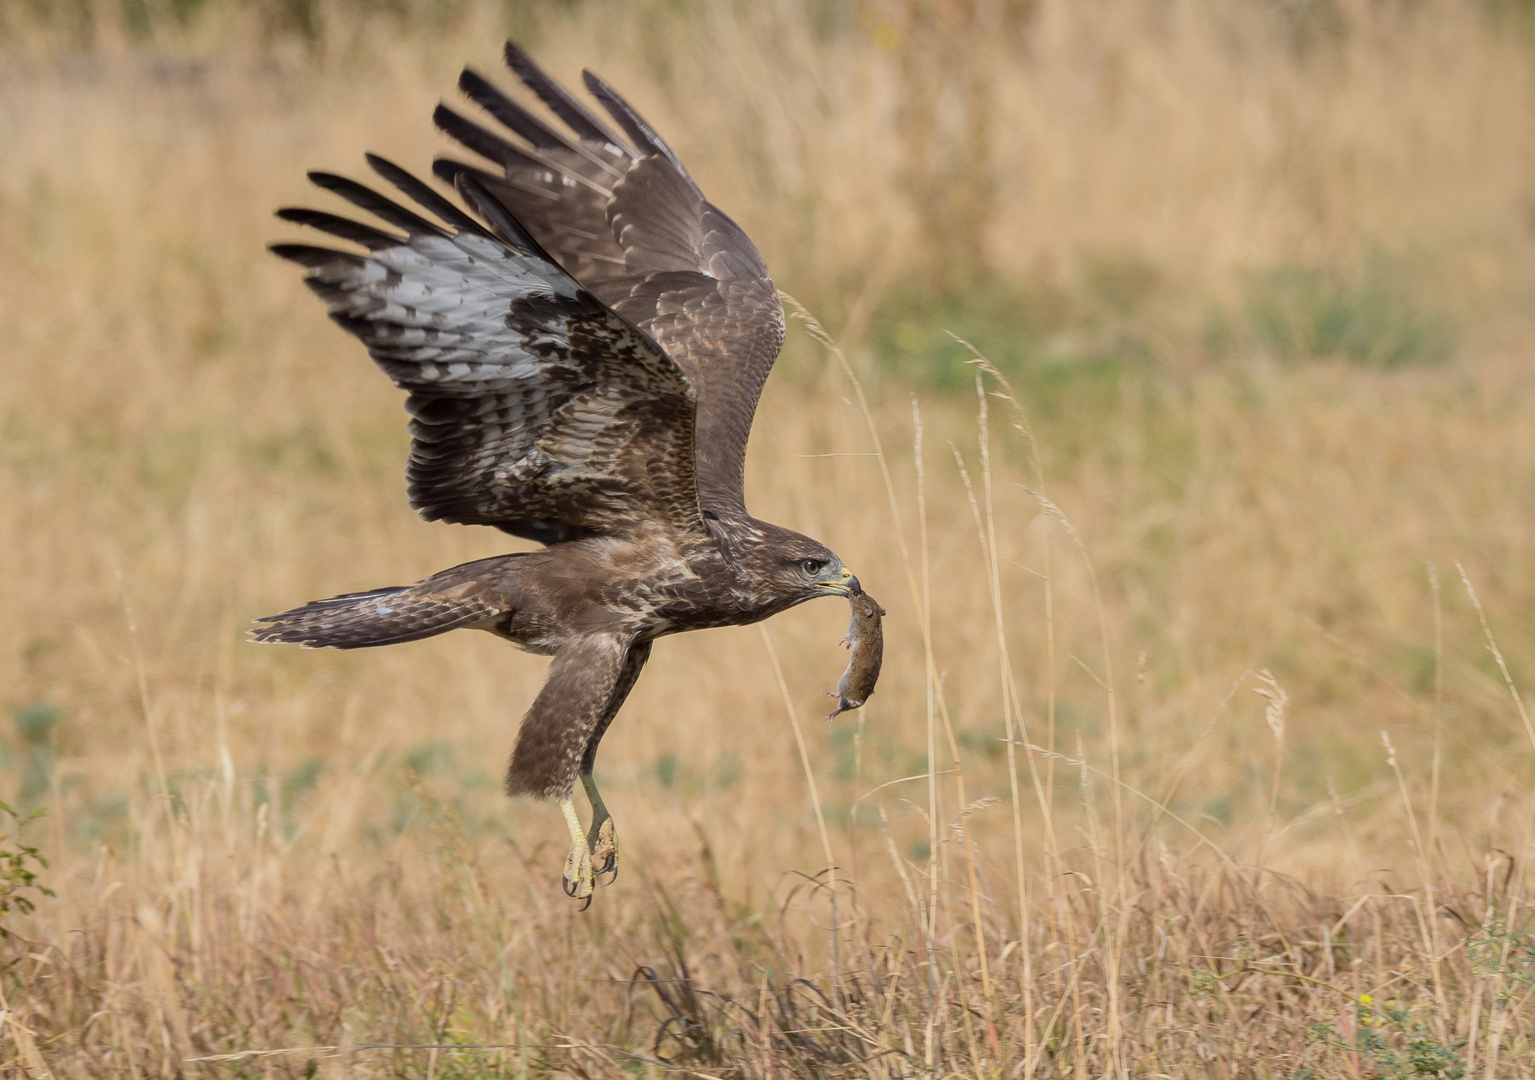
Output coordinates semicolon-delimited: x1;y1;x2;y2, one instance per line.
559;798;595;905
582;773;619;883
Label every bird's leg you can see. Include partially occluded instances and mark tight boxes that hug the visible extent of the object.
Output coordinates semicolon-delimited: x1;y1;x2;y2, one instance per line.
581;771;618;884
559;797;595;906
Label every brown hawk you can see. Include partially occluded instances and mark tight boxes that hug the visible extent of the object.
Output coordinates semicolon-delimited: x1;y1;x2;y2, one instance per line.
252;41;860;903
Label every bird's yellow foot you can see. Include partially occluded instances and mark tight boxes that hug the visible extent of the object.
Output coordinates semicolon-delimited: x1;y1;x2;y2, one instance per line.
562;839;595;903
581;772;618;884
559;798;596;907
588;814;617;883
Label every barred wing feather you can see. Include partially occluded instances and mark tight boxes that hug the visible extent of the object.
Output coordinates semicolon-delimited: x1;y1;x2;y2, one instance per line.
432;43;786;514
272;161;703;546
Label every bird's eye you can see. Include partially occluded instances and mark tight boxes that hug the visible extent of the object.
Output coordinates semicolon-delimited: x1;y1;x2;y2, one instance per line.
801;559;825;576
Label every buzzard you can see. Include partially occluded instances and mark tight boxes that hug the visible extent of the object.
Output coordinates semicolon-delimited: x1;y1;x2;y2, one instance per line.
253;42;860;903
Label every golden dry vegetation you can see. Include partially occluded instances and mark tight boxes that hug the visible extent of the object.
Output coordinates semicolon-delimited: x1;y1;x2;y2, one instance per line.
4;1;1535;1075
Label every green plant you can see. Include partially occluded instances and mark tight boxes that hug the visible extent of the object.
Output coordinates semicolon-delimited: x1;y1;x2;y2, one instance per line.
1237;262;1453;369
0;800;53;936
1303;996;1466;1078
1468;924;1535;992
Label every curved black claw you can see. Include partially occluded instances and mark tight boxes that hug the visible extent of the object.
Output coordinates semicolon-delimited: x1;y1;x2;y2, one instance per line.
595;851;618;885
561;837;596;904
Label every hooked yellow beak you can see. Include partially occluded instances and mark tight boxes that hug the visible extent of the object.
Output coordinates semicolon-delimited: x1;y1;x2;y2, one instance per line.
815;567;859;596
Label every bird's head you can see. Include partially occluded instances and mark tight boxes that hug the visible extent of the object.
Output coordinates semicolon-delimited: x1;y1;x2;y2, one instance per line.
710;514;860;612
762;527;858;601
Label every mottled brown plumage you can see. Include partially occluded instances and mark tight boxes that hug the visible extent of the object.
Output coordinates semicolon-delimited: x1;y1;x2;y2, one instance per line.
251;42;863;902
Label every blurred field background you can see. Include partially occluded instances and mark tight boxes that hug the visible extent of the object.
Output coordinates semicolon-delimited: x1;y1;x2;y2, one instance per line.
5;0;1535;1075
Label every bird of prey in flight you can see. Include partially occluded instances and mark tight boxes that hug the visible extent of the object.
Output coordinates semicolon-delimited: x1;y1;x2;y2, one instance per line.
253;41;860;903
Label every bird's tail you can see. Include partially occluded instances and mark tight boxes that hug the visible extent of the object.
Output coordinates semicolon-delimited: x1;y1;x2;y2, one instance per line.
250;581;501;649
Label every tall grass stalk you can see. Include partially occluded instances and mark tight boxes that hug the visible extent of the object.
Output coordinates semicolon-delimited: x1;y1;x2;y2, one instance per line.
758;624;842;998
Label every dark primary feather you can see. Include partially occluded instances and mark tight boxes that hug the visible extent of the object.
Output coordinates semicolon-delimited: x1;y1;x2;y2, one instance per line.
460;68;610;174
580;71;692;177
269;243;364;270
365;153;493;239
433;104;546;178
502;41;622;148
270;163;705;546
432;46;787;514
308;170;448;237
275;207;402;251
454;172;564;263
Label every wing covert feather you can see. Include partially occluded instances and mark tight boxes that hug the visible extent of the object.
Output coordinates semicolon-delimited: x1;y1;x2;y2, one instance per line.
275;161;704;545
433;44;786;513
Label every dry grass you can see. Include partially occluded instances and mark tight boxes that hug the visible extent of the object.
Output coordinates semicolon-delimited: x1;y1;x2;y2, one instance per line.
4;1;1535;1075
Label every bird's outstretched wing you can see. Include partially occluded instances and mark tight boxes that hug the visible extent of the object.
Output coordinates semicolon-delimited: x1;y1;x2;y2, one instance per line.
432;42;786;515
272;157;704;546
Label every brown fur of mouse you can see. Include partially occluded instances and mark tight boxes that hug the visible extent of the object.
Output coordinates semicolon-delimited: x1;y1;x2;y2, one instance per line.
825;588;886;721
